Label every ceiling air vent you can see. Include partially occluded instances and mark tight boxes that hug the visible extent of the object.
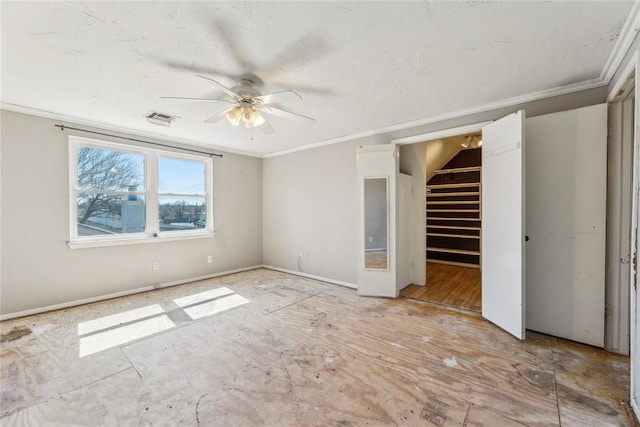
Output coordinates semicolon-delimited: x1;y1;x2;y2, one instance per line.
146;111;178;127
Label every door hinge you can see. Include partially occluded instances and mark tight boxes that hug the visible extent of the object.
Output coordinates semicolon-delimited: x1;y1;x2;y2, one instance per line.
604;304;609;317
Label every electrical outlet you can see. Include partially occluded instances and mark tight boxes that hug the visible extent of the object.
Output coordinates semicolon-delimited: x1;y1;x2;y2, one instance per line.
152;260;160;271
207;255;213;264
368;236;373;243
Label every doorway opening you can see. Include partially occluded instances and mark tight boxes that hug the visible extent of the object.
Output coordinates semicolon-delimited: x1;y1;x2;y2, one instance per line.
401;132;483;313
607;61;639;417
606;70;635;357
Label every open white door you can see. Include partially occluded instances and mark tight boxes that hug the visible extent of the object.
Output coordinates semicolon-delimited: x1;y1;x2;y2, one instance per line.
482;111;526;340
525;104;607;347
357;145;398;297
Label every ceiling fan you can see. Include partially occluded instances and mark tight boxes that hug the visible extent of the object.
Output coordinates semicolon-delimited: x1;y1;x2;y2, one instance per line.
162;74;315;134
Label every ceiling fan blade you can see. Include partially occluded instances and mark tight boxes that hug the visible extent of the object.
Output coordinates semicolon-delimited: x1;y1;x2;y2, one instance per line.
259;34;330;80
270;80;334;96
204;108;234;124
213;19;256;72
259;119;275;135
255;89;302;105
160;58;237;79
196;75;239;99
261;106;316;123
161;96;236;105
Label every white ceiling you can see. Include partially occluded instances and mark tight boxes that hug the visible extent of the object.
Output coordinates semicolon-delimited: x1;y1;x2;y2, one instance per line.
1;1;634;156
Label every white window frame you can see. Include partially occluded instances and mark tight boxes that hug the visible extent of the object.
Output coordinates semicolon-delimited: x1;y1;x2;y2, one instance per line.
68;136;214;249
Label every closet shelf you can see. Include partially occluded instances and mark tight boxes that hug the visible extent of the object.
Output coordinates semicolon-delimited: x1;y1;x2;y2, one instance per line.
426;155;482;268
426;232;480;239
426;247;480;256
427;217;481;221
433;166;482;174
426;191;480;197
427;182;481;190
426;225;481;230
426;209;480;213
426;200;479;205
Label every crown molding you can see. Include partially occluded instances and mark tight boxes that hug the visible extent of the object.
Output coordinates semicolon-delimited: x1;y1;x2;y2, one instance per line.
391;121;493;146
607;50;638;102
372;78;606;135
264;78;607;158
6;0;638;162
0;103;262;158
1;77;608;161
264;4;640;159
262;130;376;158
601;0;640;83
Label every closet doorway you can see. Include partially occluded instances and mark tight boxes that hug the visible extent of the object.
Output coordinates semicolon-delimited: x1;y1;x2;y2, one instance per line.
401;132;483;313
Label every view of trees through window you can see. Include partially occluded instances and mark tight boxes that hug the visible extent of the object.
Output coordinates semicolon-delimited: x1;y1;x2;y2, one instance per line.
75;144;208;237
158;156;206;231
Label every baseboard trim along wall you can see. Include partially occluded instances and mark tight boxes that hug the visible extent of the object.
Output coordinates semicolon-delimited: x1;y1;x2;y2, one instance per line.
0;264;264;321
262;265;357;290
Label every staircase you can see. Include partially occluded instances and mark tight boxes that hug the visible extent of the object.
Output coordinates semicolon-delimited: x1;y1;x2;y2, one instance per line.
425;148;481;268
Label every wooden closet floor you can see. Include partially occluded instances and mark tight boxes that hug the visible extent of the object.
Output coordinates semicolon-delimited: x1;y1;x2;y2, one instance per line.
401;262;482;312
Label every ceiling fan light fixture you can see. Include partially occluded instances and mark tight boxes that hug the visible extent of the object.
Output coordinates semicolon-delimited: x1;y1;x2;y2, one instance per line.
226;105;266;128
226;107;242;126
252;111;266;128
167;75;314;133
240;106;265;128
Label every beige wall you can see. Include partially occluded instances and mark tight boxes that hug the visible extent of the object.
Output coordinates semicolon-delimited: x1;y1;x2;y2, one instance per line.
262;134;388;285
263;86;607;288
0;85;611;315
1;110;263;315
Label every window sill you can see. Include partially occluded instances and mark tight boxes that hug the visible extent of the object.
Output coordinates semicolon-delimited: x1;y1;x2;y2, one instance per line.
67;231;215;249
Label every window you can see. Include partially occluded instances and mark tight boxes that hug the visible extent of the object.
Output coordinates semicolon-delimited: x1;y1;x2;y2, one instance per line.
69;136;213;248
158;157;207;232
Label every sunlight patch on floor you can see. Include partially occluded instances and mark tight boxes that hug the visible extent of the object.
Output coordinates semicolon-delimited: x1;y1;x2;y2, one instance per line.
173;287;235;308
78;304;165;335
183;293;250;320
79;312;175;357
76;288;250;357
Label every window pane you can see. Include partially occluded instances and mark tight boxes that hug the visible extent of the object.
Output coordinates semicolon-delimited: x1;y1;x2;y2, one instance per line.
77;193;146;236
159;196;206;231
159;157;205;194
77;146;144;191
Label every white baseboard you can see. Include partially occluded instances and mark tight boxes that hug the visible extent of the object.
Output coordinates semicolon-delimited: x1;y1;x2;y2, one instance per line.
0;265;263;321
155;265;263;289
262;265;357;290
632;398;639;424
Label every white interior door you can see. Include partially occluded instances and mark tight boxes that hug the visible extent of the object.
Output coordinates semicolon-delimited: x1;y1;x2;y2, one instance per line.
482;111;526;340
525;104;607;347
357;145;398;297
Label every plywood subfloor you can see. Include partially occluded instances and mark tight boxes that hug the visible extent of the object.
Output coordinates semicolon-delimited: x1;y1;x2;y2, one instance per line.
401;262;482;312
1;268;631;426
